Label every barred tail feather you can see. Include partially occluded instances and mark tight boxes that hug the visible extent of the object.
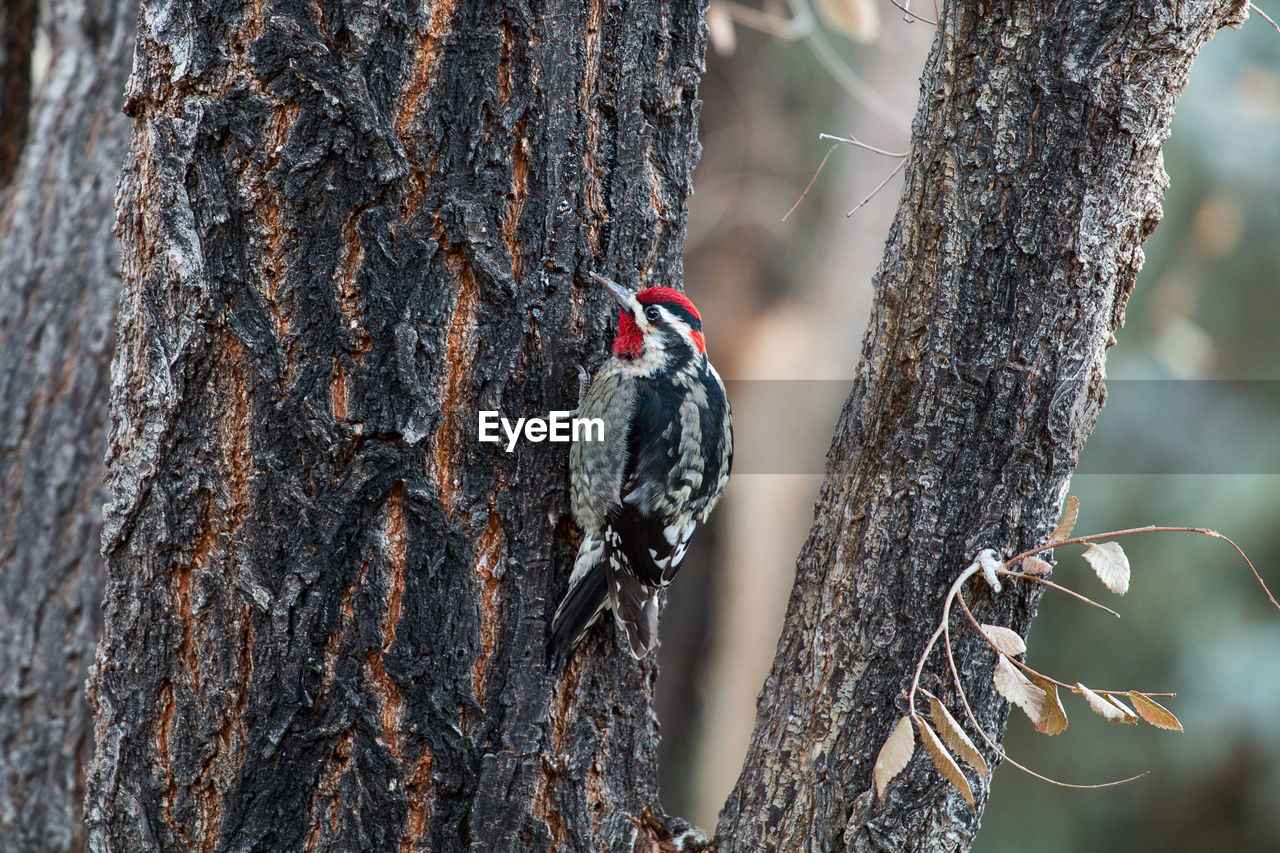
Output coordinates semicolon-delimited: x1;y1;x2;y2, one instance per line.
607;565;660;660
548;537;609;672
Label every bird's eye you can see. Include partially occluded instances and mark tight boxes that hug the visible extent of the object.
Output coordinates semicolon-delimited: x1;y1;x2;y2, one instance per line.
644;306;661;322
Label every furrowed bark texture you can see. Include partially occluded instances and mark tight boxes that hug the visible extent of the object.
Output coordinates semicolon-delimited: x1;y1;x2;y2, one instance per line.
85;1;706;851
0;0;136;849
716;1;1246;851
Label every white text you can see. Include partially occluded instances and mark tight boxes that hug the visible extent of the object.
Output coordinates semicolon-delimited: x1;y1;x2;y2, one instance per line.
477;411;605;452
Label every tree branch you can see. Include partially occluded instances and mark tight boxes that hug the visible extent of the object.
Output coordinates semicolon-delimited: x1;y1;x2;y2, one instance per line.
715;0;1250;849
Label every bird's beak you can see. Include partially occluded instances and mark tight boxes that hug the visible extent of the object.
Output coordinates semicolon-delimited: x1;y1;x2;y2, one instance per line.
590;272;634;311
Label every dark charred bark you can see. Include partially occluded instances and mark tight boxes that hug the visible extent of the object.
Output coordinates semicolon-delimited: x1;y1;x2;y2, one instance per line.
0;0;136;850
85;0;706;851
715;1;1248;851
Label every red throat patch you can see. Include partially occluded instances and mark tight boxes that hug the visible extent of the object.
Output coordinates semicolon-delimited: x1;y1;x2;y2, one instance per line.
613;311;644;358
690;330;706;353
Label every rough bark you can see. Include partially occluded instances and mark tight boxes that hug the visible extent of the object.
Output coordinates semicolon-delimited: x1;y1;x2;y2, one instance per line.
0;0;136;849
715;1;1247;851
85;1;706;851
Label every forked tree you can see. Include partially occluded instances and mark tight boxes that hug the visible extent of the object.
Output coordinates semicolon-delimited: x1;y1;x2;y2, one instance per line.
1;0;1255;850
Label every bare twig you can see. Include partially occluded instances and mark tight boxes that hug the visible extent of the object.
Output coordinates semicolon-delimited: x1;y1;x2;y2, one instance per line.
782;143;839;222
954;593;1174;697
1010;526;1278;612
1013;525;1210;560
908;560;982;708
942;624;1150;789
847;158;907;216
818;132;907;158
785;134;905;221
887;0;938;25
995;569;1121;618
1211;529;1280;611
1249;2;1280;35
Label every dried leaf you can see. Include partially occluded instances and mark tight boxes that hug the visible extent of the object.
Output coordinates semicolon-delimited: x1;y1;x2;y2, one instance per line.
1105;694;1139;724
927;694;989;779
915;717;975;807
1030;674;1068;735
873;716;915;801
1128;692;1183;732
993;655;1047;724
1078;683;1129;723
1082;541;1130;595
1049;496;1079;544
981;624;1027;658
1022;555;1053;576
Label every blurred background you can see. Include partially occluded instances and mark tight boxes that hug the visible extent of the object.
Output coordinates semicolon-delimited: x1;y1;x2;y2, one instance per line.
655;2;1280;850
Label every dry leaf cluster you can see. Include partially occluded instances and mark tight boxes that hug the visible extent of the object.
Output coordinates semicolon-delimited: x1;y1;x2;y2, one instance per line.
873;497;1276;807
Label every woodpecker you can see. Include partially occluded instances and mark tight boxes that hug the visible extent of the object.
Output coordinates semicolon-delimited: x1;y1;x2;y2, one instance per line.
549;272;733;670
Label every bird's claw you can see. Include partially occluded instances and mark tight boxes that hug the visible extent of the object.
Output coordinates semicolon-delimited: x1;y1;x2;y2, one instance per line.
568;363;591;415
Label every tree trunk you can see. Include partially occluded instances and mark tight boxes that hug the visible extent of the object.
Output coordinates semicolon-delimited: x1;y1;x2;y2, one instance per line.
0;0;136;849
85;0;706;851
715;1;1247;850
